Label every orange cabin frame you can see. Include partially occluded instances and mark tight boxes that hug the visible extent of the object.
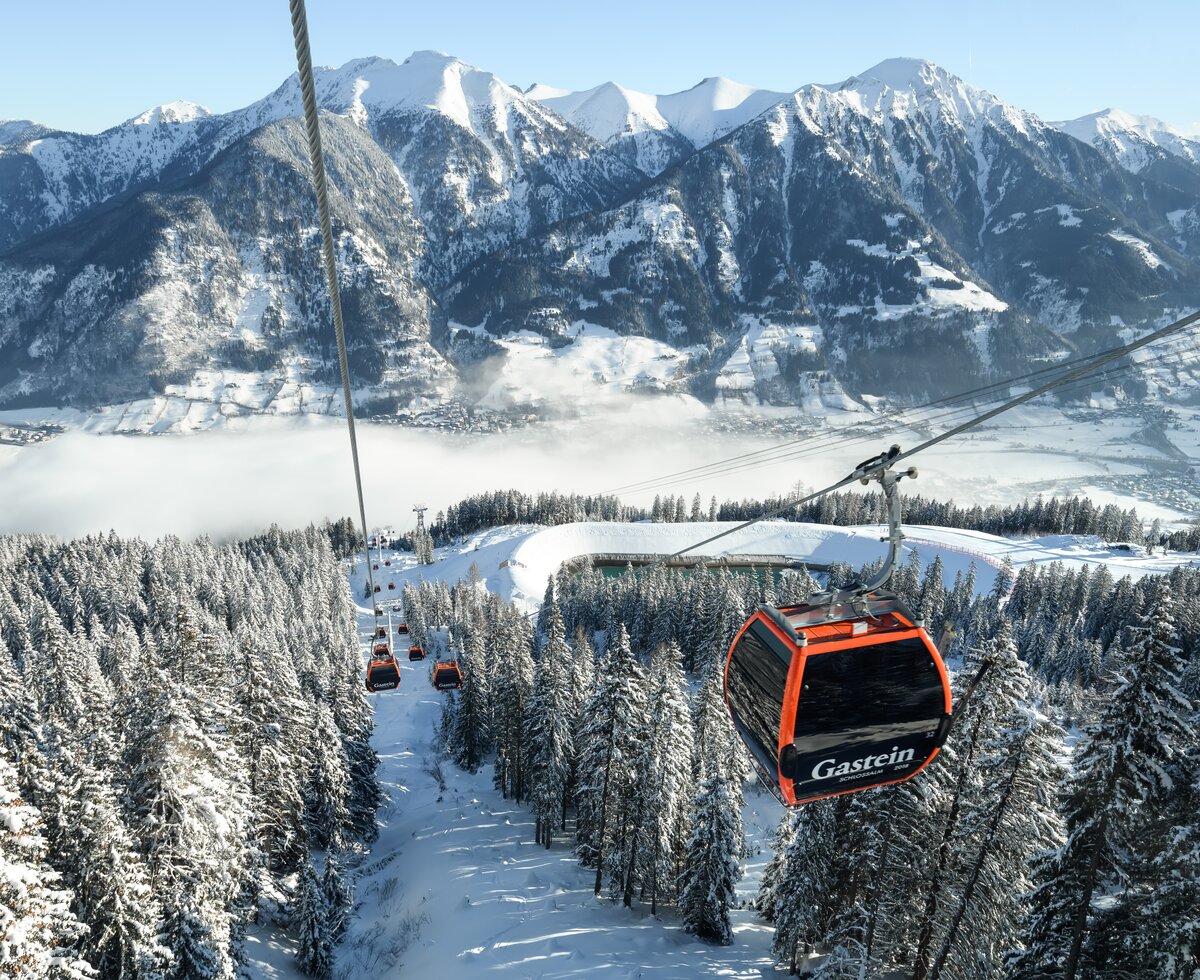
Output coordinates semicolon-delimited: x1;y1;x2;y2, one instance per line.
724;602;952;807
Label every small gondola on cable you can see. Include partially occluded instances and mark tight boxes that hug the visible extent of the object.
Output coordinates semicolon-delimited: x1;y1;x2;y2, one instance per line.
365;643;400;692
396;623;409;634
432;660;462;690
408;644;426;662
374;626;387;639
388;582;396;590
723;446;959;807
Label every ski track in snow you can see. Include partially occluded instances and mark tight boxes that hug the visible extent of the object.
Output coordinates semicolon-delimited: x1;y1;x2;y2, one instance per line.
246;519;1197;978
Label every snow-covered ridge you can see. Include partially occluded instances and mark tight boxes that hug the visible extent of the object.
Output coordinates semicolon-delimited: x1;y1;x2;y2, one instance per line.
127;100;212;126
528;74;788;152
819;56;1043;138
374;521;1193;617
1052;107;1200;173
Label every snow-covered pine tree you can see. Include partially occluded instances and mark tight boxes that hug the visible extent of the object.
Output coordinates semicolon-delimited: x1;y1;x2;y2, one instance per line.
928;699;1065;979
678;770;741;945
294;858;333;980
51;741;169;979
492;608;534;800
911;621;1021;980
0;744;92;979
692;665;745;854
303;702;351;851
574;625;644;895
451;620;492;773
1010;588;1193;980
321;852;353;943
597;642;652;902
771;799;839;974
526;588;573;847
634;641;694;913
755;811;796;923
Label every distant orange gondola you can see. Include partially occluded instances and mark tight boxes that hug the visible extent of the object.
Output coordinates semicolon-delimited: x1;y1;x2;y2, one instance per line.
388;582;396;590
408;645;426;662
432;660;462;690
365;643;400;692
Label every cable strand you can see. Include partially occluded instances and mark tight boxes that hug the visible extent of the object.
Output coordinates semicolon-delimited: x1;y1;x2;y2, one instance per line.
288;0;376;601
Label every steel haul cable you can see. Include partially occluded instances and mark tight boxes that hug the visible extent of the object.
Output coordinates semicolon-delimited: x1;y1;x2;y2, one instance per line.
659;309;1200;564
288;0;376;601
601;329;1200;497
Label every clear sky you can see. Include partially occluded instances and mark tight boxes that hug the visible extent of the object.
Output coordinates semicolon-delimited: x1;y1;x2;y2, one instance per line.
2;0;1197;134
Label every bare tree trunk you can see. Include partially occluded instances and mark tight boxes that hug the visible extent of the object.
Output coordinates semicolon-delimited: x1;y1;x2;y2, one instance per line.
913;708;989;980
930;746;1022;980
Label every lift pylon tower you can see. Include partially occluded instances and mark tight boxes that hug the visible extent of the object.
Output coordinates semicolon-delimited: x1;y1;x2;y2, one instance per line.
413;505;428;531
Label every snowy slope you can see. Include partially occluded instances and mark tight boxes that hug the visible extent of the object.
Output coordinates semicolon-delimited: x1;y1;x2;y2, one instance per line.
315;611;778;978
657;76;789;147
357;521;1196;618
1054;107;1200;172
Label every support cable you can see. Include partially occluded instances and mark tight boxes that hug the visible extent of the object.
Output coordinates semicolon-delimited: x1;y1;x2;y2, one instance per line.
659;309;1200;564
287;0;377;602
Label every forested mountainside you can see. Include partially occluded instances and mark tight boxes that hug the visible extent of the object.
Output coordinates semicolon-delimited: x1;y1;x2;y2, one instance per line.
3;54;1199;416
404;532;1197;977
0;527;378;978
4;503;1196;976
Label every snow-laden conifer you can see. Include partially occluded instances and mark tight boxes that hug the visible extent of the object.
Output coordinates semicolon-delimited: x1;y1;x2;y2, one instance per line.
678;771;741;945
1011;589;1192;980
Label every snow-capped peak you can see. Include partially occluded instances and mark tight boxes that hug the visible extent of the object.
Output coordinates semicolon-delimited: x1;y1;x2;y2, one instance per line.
846;57;941;91
824;57;1039;139
255;51;552;137
529;74;788;150
127;100;212;127
1052;107;1200;171
533;81;672;142
656;76;789;146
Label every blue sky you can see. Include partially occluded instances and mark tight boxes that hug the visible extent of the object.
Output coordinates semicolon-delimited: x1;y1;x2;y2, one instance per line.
3;0;1196;133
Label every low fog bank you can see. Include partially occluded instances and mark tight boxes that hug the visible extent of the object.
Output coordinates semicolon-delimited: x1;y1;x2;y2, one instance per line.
0;407;1185;541
0;414;785;541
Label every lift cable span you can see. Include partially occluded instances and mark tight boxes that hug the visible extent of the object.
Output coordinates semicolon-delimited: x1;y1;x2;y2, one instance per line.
659;308;1200;567
288;0;377;602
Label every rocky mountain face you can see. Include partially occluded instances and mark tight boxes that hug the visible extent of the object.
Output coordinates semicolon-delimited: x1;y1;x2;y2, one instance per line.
2;53;1198;421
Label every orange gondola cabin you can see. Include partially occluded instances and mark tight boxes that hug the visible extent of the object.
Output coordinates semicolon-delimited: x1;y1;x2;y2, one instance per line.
724;590;951;807
365;644;400;692
432;660;462;690
396;623;409;634
407;645;426;662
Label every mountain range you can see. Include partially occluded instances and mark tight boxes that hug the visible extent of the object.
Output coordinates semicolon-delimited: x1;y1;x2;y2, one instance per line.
1;52;1198;424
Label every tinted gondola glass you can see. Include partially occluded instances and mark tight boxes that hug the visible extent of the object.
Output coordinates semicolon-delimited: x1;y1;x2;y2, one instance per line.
724;619;791;781
365;660;400;692
780;638;947;802
408;646;425;661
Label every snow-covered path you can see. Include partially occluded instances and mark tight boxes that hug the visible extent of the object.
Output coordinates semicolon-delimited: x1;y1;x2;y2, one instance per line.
341;608;778;978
